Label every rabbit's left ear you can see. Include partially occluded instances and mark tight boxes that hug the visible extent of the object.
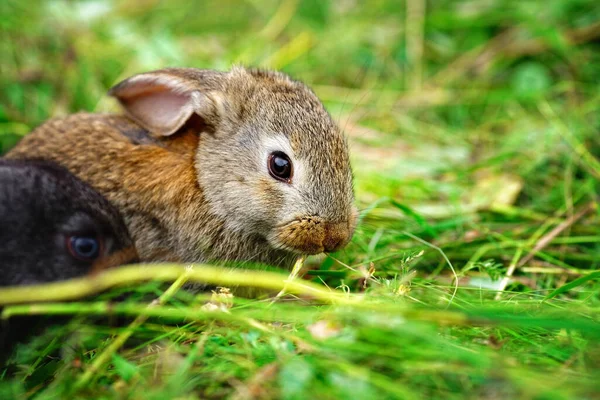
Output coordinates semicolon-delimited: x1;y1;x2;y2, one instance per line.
109;68;226;137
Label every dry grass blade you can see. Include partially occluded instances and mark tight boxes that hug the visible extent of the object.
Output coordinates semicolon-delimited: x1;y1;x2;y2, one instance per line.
517;202;596;268
0;264;356;306
271;256;306;303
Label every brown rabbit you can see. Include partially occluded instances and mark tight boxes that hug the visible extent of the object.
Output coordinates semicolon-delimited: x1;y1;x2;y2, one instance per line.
6;66;358;269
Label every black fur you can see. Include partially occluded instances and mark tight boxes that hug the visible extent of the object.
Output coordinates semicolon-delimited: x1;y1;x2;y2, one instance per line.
0;158;134;285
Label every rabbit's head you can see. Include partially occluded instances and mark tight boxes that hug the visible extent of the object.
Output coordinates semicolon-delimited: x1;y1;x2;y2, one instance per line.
0;159;137;286
110;67;357;257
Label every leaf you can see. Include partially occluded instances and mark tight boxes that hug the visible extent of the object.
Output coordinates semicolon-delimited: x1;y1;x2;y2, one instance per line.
328;371;375;399
279;357;314;400
111;354;139;383
511;62;552;98
469;172;524;210
545;271;600;300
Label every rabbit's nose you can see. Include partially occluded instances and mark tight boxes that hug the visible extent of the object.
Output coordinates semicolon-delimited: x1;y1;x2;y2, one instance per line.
323;221;351;253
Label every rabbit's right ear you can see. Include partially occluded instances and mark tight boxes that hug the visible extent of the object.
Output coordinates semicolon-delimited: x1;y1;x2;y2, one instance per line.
109;69;225;137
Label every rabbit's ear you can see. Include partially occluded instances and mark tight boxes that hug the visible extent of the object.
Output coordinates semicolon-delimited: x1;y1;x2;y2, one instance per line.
108;69;224;136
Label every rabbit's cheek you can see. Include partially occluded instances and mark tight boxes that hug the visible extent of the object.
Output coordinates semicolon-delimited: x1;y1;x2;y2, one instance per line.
257;178;285;207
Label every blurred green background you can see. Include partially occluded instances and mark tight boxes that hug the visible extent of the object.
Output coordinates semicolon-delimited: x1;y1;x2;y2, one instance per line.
1;0;599;398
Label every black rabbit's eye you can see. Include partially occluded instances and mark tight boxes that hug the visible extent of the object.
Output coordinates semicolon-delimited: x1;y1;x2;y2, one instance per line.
67;236;102;261
268;151;293;183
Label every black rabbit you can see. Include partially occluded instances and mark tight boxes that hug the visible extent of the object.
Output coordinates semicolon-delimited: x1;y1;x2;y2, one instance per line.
0;159;137;286
0;159;138;362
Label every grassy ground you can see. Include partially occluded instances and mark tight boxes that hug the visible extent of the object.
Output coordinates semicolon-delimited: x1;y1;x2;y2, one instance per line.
1;0;599;399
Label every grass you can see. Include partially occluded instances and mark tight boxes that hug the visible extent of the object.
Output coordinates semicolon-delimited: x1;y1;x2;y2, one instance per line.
1;0;599;398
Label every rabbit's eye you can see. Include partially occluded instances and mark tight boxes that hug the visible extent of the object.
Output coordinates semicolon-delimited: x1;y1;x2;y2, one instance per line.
268;151;293;183
67;236;102;261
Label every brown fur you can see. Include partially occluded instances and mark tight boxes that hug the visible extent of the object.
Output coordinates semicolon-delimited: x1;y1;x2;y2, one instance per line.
6;66;358;269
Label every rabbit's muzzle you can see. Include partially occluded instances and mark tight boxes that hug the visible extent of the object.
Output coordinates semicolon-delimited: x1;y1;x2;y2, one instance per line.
273;214;356;255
